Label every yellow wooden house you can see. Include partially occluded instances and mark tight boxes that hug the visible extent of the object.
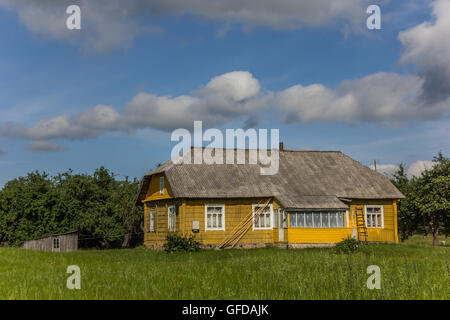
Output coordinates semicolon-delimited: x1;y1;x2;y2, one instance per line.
136;148;404;249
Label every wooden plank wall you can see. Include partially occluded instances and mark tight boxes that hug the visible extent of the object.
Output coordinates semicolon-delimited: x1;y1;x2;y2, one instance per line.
144;198;399;248
22;232;78;252
144;198;274;248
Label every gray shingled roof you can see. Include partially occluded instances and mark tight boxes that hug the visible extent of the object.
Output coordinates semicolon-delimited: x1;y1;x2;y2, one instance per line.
136;149;404;209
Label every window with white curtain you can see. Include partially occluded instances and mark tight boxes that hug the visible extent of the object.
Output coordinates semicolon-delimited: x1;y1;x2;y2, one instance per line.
253;204;273;229
273;209;278;228
148;209;156;232
205;204;225;231
168;205;176;232
289;211;346;228
365;205;384;228
159;176;164;195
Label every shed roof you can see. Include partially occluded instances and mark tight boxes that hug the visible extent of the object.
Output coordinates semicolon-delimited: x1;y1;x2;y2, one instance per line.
136;149;404;209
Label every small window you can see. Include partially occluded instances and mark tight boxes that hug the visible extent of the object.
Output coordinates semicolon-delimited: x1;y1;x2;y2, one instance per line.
253;204;273;230
159;176;164;195
148;210;156;232
168;205;176;232
365;205;383;228
205;205;225;231
53;238;60;249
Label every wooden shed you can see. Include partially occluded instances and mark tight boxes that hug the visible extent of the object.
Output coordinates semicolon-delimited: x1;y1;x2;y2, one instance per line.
22;231;78;252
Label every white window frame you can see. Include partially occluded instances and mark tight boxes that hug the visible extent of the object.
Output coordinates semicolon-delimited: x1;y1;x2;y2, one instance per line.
273;209;278;228
159;176;164;195
148;209;156;232
288;211;346;228
364;205;384;228
252;204;273;230
204;204;226;231
346;210;349;228
168;205;176;232
53;237;60;249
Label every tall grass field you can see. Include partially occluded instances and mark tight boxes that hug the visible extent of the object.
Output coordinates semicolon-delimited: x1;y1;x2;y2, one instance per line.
0;236;448;300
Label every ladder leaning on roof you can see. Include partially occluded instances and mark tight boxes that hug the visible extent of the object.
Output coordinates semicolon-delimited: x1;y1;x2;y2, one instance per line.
217;198;272;249
354;207;368;244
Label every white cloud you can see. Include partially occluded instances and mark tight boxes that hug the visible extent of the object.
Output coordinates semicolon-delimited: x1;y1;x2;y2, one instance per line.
406;160;435;178
26;140;66;153
1;65;450;152
0;0;368;51
275;72;448;124
371;160;436;178
369;164;399;177
2;105;121;140
1;71;268;144
399;0;450;103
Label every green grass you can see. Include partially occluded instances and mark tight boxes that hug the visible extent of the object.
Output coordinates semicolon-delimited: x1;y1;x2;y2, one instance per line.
0;235;448;300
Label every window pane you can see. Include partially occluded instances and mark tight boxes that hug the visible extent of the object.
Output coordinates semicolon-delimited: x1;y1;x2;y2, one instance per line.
367;214;373;227
313;213;321;227
321;212;329;228
337;212;344;227
377;214;382;228
305;213;313;227
255;215;260;228
218;213;222;228
207;214;211;228
330;212;337;227
298;212;304;227
290;213;296;227
274;210;278;227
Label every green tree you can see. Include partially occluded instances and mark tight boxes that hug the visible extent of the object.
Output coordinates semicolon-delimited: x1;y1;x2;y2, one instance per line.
413;153;449;245
392;153;449;245
0;167;143;248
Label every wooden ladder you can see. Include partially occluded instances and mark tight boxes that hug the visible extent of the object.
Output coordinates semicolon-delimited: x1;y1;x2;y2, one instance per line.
355;208;368;244
217;198;271;249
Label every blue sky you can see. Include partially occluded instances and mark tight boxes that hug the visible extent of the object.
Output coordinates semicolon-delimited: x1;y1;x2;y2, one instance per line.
0;0;449;186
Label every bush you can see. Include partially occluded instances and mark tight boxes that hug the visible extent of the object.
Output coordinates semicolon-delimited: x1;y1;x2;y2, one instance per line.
333;237;360;254
163;234;200;253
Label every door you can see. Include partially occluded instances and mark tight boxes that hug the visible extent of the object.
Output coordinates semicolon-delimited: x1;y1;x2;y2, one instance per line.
279;210;285;242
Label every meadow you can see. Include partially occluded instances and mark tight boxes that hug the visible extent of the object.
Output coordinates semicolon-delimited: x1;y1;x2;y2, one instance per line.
0;236;448;300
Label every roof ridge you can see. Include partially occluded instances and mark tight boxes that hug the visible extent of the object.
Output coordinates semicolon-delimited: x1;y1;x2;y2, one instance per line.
189;146;342;152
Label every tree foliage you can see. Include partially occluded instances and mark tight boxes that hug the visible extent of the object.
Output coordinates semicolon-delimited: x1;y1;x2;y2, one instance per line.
391;152;449;244
0;167;143;248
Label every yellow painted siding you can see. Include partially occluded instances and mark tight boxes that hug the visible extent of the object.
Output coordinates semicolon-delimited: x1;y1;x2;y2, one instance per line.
350;200;397;243
287;200;398;243
144;198;274;248
143;197;399;248
143;173;173;202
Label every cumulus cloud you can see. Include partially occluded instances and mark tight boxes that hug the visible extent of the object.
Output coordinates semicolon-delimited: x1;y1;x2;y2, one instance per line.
406;160;435;178
123;71;268;131
2;105;121;140
26;140;66;153
2;64;450;153
1;71;268;145
0;0;368;51
370;164;399;177
399;0;450;104
275;72;449;124
371;160;436;178
275;0;450;125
